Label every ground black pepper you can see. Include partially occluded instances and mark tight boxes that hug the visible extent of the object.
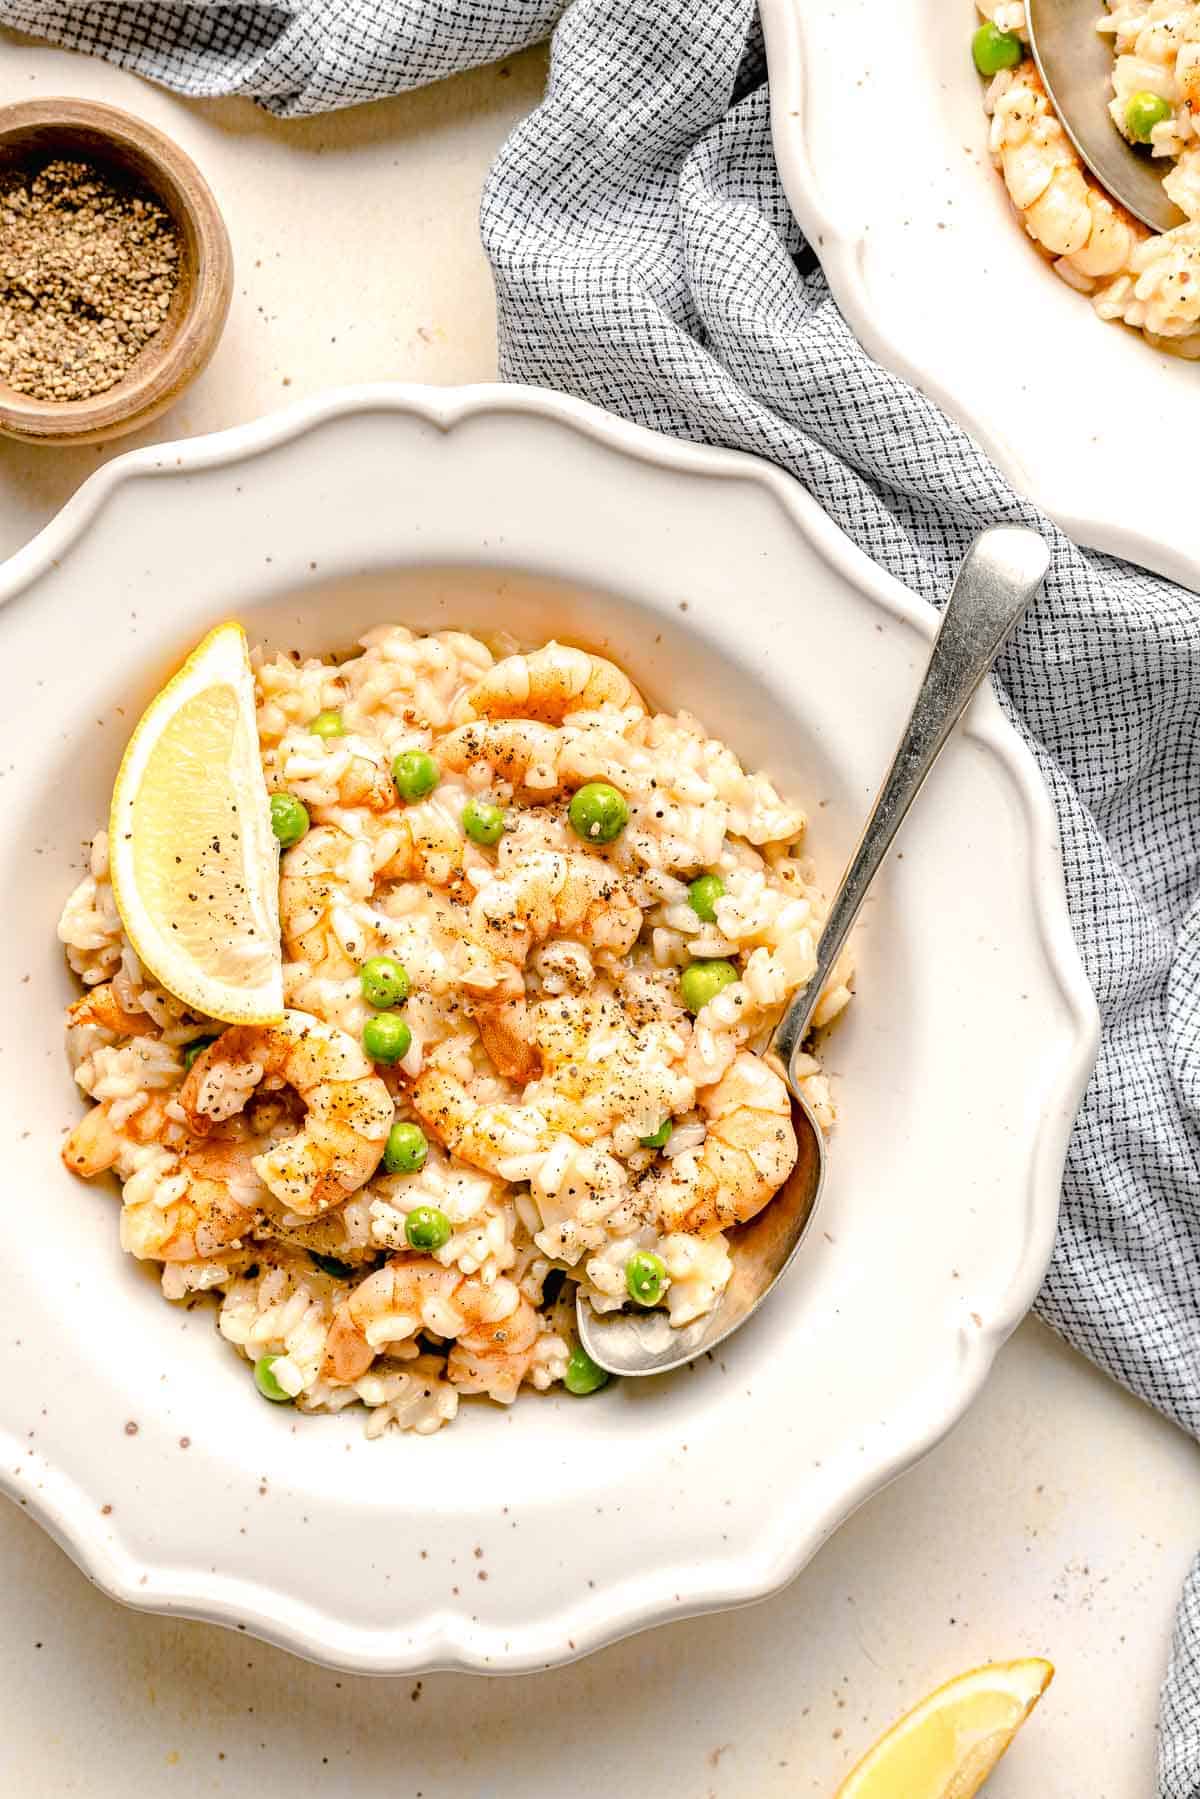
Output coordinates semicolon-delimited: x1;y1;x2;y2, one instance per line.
0;154;180;402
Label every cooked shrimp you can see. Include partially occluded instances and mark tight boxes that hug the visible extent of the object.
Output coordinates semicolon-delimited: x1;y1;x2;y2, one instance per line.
470;849;642;965
324;1257;541;1403
60;1096;261;1263
65;983;158;1077
324;1259;455;1380
149;1136;268;1262
438;717;565;792
523;991;693;1145
279;816;469;977
445;1283;543;1405
278;826;373;976
62;1088;177;1177
650;1051;797;1235
987;58;1200;347
339;754;398;812
63;1101;124;1176
410;1057;554;1179
180;1011;393;1215
465;643;645;722
474;997;541;1085
67;982;149;1040
990;63;1144;278
389;804;466;889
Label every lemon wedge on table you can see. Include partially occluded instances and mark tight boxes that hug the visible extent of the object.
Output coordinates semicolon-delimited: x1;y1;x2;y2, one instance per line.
835;1658;1054;1799
109;621;283;1025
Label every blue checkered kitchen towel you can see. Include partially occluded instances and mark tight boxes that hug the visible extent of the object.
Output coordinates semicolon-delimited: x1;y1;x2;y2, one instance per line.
4;1;1199;1787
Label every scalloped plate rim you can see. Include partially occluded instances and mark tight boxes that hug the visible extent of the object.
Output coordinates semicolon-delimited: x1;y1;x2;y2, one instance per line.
0;382;1099;1673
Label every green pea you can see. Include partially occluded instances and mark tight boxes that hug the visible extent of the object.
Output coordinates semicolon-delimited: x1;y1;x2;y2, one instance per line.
309;708;345;739
253;1354;291;1403
1126;90;1172;142
392;749;440;802
309;1252;355;1279
359;955;411;1009
564;1344;610;1395
462;797;507;846
269;791;310;849
971;20;1022;75
568;781;629;844
384;1121;429;1175
362;1011;412;1064
687;872;725;922
639;1119;673;1150
680;958;738;1015
405;1204;452;1251
625;1251;667;1308
183;1035;217;1073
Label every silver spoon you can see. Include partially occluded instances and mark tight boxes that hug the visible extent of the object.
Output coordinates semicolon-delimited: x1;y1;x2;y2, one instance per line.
1027;0;1185;233
577;526;1051;1378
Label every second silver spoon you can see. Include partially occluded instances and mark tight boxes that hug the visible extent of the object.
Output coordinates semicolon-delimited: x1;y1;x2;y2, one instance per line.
1027;0;1185;233
577;525;1051;1378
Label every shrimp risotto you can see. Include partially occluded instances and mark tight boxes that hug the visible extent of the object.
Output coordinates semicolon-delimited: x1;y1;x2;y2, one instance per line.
58;628;851;1435
975;0;1200;354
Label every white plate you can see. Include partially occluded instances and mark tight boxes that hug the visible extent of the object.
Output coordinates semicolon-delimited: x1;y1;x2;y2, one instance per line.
0;385;1096;1673
760;0;1200;594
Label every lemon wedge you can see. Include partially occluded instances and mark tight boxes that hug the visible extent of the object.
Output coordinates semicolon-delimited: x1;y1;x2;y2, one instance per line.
109;621;283;1024
835;1658;1054;1799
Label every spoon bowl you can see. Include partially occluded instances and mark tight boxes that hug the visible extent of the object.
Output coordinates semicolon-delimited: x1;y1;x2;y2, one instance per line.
578;525;1052;1377
1027;0;1185;233
577;1088;825;1377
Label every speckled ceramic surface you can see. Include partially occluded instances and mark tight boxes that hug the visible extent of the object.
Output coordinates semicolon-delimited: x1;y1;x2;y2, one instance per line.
760;0;1200;596
0;384;1097;1673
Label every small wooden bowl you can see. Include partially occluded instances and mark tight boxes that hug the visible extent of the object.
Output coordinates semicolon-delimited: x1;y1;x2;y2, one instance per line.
0;98;233;446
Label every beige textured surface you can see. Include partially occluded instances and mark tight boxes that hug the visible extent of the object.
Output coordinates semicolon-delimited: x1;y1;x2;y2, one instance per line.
2;31;1196;1797
0;30;544;558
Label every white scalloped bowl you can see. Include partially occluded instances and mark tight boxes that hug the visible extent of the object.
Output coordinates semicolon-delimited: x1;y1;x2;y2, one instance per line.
760;0;1200;594
0;386;1096;1673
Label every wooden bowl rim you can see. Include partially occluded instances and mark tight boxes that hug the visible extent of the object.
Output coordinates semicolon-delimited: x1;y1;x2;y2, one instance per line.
0;96;232;444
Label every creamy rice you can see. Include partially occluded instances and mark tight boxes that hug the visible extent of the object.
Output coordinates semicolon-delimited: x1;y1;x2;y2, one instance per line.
58;628;852;1435
976;0;1200;354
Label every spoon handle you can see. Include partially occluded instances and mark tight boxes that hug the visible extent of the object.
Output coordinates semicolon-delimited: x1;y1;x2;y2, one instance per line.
771;526;1050;1091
